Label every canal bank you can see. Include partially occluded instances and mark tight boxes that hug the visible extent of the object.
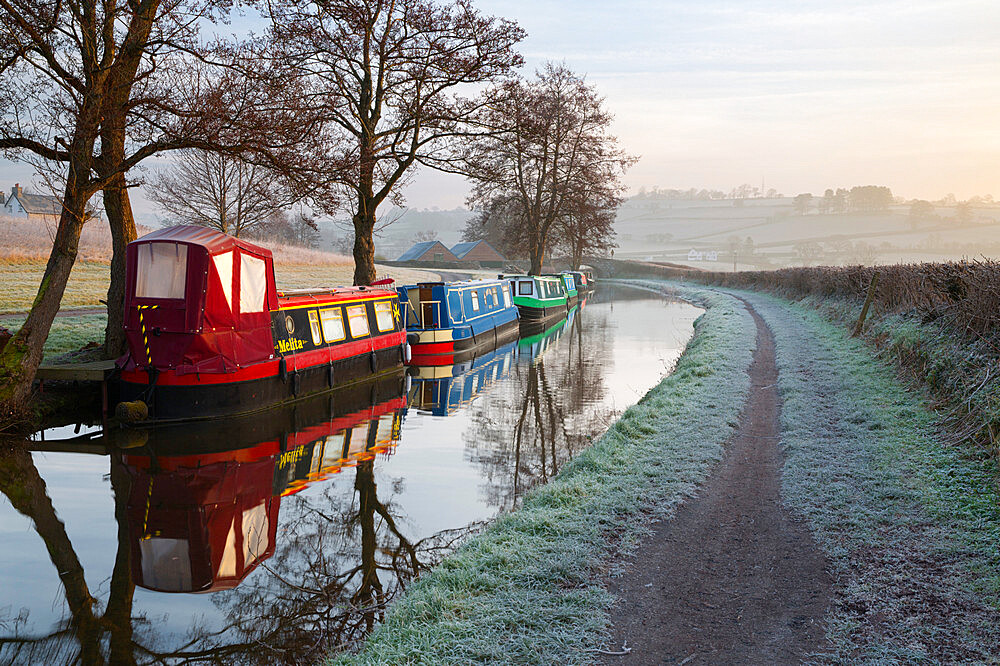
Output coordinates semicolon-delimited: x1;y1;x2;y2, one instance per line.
334;282;1000;664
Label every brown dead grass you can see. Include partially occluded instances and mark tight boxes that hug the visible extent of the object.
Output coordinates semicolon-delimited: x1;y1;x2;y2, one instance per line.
0;215;355;266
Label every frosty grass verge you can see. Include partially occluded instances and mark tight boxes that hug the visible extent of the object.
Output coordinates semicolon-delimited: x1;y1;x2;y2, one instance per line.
731;289;1000;663
331;285;756;664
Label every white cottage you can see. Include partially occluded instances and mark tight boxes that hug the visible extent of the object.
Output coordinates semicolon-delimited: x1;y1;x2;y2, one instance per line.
3;184;61;223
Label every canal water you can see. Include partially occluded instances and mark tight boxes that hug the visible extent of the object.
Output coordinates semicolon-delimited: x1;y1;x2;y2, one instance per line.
0;285;701;665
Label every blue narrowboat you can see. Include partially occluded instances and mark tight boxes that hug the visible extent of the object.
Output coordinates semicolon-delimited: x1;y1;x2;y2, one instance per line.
396;279;520;364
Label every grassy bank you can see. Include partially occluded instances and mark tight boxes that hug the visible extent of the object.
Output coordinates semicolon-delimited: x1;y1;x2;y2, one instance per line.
683;263;1000;459
330;288;757;664
735;290;1000;661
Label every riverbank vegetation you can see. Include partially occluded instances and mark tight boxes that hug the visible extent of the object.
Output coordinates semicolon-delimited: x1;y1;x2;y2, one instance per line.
329;289;754;663
690;262;1000;460
739;291;1000;661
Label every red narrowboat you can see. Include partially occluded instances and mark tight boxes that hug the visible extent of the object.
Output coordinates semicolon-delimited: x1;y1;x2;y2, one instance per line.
116;225;407;421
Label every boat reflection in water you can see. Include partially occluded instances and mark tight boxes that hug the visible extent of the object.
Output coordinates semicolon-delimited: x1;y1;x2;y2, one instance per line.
121;372;407;594
405;302;581;416
407;341;517;416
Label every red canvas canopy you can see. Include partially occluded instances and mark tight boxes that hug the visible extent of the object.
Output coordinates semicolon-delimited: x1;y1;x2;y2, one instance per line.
122;225;280;374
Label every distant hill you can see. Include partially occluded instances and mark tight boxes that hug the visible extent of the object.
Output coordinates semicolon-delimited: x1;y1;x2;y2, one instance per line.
614;196;1000;269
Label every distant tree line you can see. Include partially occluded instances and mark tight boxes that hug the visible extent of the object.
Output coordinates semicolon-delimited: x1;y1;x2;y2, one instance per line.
791;186;894;215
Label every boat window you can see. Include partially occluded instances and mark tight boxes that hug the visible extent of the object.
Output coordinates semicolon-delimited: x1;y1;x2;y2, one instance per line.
502;285;511;307
240;253;267;313
448;291;463;322
213;251;234;310
243;502;270;565
323;433;346;466
140;537;192;591
518;281;532;296
135;242;187;299
319;308;346;343
347;304;370;338
374;301;395;332
375;413;396;445
348;421;371;456
470;290;480;312
307;310;323;345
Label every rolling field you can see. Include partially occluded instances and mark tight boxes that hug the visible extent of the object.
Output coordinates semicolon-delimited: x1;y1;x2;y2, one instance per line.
614;197;1000;269
0;259;436;313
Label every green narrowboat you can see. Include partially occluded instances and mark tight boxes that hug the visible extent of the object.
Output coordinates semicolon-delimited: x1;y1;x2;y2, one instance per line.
504;274;568;329
554;272;579;308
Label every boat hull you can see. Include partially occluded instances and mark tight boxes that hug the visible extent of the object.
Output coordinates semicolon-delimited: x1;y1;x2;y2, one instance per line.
516;303;567;331
409;318;520;365
117;343;405;423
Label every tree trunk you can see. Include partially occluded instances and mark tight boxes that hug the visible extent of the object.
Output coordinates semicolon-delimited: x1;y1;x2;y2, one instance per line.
105;455;137;665
353;210;377;286
528;232;545;275
0;185;91;412
103;174;137;359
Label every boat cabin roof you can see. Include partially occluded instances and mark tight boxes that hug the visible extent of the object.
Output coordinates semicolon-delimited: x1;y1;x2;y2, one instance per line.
276;285;398;309
134;224;273;258
404;278;509;290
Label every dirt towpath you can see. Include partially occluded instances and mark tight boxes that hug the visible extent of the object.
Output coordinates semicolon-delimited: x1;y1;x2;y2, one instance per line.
601;298;831;665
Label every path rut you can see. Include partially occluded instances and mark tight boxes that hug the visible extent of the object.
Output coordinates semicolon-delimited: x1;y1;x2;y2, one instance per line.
600;298;831;665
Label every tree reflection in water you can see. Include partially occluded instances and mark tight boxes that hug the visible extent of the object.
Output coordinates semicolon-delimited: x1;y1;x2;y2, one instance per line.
464;302;614;510
0;417;482;663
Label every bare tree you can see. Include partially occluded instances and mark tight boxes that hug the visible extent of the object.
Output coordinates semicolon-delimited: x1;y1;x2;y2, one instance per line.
0;0;321;392
557;195;618;271
453;63;635;275
261;0;525;286
0;0;136;411
147;150;293;237
462;194;528;260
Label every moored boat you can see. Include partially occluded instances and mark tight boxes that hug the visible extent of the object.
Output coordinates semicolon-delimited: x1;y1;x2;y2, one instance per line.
568;270;593;293
116;225;406;422
554;272;579;307
504;274;568;329
396;279;519;365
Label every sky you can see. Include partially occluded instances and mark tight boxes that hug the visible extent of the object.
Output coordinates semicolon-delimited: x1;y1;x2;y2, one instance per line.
3;0;999;213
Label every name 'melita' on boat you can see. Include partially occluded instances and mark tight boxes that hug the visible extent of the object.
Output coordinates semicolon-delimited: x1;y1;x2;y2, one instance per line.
396;279;520;365
115;225;407;422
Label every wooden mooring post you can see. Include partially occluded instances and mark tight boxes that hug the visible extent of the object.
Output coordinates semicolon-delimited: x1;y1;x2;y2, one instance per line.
852;271;880;337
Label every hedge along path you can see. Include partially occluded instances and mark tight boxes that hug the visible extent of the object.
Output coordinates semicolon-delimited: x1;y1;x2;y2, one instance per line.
736;289;1000;662
329;288;758;665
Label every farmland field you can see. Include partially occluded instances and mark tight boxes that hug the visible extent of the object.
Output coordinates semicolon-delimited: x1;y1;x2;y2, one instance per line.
0;260;437;314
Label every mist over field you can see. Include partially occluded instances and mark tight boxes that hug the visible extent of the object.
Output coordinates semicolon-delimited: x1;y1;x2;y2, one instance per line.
359;187;1000;269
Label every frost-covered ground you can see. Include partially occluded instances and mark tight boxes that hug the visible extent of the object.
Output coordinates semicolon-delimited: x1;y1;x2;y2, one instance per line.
331;288;756;664
738;290;1000;663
